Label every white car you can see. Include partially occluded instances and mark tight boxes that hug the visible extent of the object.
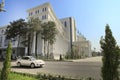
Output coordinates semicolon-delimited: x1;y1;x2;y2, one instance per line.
16;56;45;68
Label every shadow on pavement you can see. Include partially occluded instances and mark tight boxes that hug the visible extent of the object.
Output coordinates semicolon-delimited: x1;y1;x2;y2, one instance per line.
11;66;41;69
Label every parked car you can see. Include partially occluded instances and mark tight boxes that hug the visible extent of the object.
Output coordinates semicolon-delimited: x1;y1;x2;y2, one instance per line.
16;56;45;68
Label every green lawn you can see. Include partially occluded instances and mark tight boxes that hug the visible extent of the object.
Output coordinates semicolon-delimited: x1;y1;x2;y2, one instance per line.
0;71;95;80
10;73;37;80
1;72;38;80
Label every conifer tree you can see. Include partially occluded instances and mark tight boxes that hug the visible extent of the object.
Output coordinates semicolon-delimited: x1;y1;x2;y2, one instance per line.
100;24;120;80
1;41;12;80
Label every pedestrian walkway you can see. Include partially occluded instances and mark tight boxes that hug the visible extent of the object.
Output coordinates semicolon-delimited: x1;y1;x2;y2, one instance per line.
72;56;102;62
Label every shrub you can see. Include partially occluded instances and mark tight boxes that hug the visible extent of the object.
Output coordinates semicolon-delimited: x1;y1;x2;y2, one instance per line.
1;41;12;80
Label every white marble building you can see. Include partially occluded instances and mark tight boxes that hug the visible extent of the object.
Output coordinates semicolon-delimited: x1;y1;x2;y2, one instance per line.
73;34;92;58
27;3;73;59
0;2;91;59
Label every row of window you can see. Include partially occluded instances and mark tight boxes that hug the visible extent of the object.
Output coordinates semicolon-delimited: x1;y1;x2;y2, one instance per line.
42;15;47;20
1;41;15;47
0;40;16;47
34;15;47;20
29;7;47;16
0;36;16;47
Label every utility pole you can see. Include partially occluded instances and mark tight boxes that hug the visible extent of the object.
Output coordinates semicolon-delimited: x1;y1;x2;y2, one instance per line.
0;0;6;12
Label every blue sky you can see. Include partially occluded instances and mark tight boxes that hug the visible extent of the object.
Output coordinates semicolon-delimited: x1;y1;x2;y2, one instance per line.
0;0;120;51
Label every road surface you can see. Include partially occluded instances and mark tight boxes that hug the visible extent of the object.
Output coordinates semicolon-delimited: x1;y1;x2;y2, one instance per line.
0;57;102;79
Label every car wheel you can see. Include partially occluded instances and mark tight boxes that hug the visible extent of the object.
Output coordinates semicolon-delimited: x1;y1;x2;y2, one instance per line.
30;63;35;68
40;65;43;68
17;62;21;67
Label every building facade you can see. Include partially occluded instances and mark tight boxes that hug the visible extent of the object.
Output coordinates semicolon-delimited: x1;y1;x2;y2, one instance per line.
73;34;91;58
27;3;70;59
0;26;25;59
0;2;91;59
60;17;77;53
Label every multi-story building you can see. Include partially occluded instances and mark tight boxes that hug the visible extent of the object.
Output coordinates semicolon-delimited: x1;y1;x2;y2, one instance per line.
0;2;91;59
60;17;77;53
73;34;91;58
27;3;70;59
0;26;25;59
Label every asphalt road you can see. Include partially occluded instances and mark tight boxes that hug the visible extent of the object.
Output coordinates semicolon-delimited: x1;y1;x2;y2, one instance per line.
0;61;102;79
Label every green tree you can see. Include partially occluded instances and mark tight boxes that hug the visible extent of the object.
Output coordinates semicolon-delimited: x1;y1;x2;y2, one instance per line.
100;24;120;80
6;19;27;39
41;21;57;58
1;41;12;80
41;22;49;57
5;19;27;56
27;17;41;58
47;21;57;58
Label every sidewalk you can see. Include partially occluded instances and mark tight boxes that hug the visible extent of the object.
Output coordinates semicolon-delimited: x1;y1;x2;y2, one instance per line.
72;56;102;62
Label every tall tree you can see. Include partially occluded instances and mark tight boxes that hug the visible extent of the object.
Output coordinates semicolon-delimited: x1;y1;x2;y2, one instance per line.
5;19;27;56
27;17;41;58
41;22;49;56
1;41;12;80
47;21;57;58
6;19;27;39
41;21;57;58
100;24;120;80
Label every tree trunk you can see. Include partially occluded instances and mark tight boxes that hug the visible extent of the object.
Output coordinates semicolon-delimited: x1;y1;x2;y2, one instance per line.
31;32;36;56
47;42;50;59
35;32;38;58
44;39;45;57
17;36;20;57
27;34;30;56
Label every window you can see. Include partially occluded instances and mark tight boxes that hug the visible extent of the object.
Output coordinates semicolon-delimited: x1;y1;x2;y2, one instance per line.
29;13;31;16
0;36;2;42
42;7;47;12
42;8;44;12
35;10;39;14
42;15;44;20
12;41;15;46
64;21;67;27
42;15;47;20
12;37;16;41
1;30;4;33
44;15;46;19
0;36;2;47
31;12;33;16
44;7;47;11
29;12;33;16
22;57;29;60
4;37;9;46
37;10;39;14
35;11;37;14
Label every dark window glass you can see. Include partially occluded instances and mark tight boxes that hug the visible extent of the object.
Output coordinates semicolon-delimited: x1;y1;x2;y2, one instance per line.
31;12;33;16
35;11;37;14
64;21;67;27
45;7;47;11
22;57;29;60
44;15;46;19
42;15;44;20
38;10;39;13
42;8;44;12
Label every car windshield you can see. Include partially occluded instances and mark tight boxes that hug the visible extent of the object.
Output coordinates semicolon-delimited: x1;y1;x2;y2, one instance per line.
30;57;36;61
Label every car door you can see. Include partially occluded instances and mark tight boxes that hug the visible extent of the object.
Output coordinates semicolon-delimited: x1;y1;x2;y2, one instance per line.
21;57;30;66
20;57;26;65
24;57;31;66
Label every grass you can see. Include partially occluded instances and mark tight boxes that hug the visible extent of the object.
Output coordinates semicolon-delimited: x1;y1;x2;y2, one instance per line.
0;72;37;80
10;73;37;80
0;71;96;80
